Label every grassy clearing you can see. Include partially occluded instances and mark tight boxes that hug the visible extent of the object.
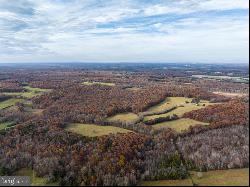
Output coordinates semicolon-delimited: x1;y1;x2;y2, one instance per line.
191;168;249;186
66;123;132;137
126;87;141;91
152;118;209;132
0;121;14;131
82;81;115;86
140;179;193;186
22;86;51;98
146;97;192;113
144;97;213;121
1;92;21;96
0;98;23;110
213;92;248;98
104;97;214;129
2;86;51;99
15;168;58;186
106;112;140;123
140;168;249;186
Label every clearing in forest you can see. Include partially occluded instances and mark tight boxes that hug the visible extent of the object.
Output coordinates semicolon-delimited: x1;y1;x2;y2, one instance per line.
82;81;115;86
0;121;14;131
22;86;51;98
2;86;51;99
146;97;192;113
140;168;249;186
106;97;215;125
143;97;213;122
66;123;132;137
213;91;248;98
0;98;23;110
126;87;141;91
152;118;209;132
15;168;58;186
106;112;140;123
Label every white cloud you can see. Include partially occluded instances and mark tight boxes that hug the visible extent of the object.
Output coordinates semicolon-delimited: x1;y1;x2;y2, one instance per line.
0;0;249;63
143;0;249;16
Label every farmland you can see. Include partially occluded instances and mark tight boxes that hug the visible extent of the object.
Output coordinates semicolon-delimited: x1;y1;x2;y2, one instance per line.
2;86;51;99
0;121;14;131
143;97;214;121
106;112;140;123
152;118;209;132
66;123;132;137
15;168;58;186
0;63;248;186
0;98;23;110
82;81;116;86
105;97;214;132
141;168;249;186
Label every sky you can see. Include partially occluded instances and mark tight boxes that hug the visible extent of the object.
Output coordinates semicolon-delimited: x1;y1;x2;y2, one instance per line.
0;0;249;63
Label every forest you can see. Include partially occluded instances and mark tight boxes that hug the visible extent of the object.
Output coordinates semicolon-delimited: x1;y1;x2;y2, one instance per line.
0;63;249;186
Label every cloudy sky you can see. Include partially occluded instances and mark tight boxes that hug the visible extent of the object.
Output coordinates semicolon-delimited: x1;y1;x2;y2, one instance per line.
0;0;249;63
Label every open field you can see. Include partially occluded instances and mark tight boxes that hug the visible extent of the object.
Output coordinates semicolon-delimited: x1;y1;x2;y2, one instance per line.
0;98;23;110
106;112;140;123
15;168;58;186
213;92;248;98
140;179;193;186
144;104;208;121
106;97;214;125
152;118;209;132
140;168;249;186
126;87;141;91
146;97;191;113
0;121;14;131
66;123;132;137
82;81;115;86
22;86;51;98
144;97;213;121
2;86;51;99
192;75;249;83
0;63;248;186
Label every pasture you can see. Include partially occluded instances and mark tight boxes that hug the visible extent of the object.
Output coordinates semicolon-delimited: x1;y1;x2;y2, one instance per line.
22;86;51;98
152;118;209;132
105;97;214;126
15;168;58;186
0;98;23;110
66;123;132;137
140;168;249;186
2;86;51;99
146;97;193;113
126;87;141;91
0;121;14;131
106;112;140;123
143;97;213;122
82;81;115;86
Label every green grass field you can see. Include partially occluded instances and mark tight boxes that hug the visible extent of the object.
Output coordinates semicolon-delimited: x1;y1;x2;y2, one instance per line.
66;123;132;137
146;97;192;113
15;168;58;186
152;118;209;132
126;87;141;91
105;97;214;125
22;86;51;98
0;121;14;131
82;81;115;86
140;168;249;186
2;86;51;99
106;112;140;123
144;97;214;122
0;98;23;110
